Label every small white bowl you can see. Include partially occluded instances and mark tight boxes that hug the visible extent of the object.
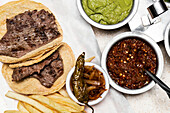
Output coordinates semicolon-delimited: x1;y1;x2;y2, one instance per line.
77;0;139;30
66;62;109;105
101;32;164;94
164;22;170;57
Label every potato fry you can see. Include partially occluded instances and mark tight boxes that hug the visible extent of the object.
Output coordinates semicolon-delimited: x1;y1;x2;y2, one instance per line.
30;95;78;112
5;91;54;113
85;56;95;62
4;110;24;113
73;111;86;113
58;88;69;97
23;102;41;113
47;93;84;112
17;101;29;113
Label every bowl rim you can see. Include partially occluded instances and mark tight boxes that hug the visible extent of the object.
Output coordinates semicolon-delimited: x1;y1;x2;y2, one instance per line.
101;32;164;94
164;22;170;57
66;62;110;105
77;0;139;30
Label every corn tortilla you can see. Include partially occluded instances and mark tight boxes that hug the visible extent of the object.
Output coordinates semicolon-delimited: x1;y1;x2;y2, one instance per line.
9;42;64;68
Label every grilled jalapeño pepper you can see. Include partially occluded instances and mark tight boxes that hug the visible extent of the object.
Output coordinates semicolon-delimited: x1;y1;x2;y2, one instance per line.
71;52;94;113
71;52;88;103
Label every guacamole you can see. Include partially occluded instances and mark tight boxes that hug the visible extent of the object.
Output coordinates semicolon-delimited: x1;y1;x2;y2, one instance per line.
82;0;133;25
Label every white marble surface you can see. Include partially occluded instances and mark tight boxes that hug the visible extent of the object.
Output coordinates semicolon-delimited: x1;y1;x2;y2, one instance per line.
92;25;170;113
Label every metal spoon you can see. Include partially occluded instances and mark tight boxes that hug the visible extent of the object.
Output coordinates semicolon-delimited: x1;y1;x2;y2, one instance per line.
145;69;170;98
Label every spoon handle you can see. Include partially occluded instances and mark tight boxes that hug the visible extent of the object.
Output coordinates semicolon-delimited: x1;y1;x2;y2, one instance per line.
145;69;170;98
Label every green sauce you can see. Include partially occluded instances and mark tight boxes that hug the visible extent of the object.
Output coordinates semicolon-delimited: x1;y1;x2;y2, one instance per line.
82;0;133;25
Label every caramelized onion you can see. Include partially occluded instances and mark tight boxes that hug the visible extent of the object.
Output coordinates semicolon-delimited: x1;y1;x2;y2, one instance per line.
84;79;100;86
87;86;97;92
83;73;90;78
83;65;106;100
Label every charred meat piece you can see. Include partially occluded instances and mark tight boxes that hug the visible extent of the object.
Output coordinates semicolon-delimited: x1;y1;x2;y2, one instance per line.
12;50;64;88
0;9;60;58
33;60;63;88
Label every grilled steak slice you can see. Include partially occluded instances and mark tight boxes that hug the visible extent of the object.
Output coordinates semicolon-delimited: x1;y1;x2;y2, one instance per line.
12;51;59;81
12;50;63;88
0;9;60;58
32;60;63;88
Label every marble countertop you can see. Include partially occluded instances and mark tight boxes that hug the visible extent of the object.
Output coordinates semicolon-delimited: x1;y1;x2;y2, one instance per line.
92;25;170;113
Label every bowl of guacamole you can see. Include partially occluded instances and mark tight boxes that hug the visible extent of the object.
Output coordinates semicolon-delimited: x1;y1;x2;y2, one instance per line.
77;0;139;29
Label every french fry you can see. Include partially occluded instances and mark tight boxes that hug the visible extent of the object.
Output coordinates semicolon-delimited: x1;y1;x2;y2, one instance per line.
85;56;95;62
5;91;54;113
23;102;41;113
17;101;29;113
47;93;84;112
4;110;24;113
58;88;69;97
73;111;86;113
30;95;78;112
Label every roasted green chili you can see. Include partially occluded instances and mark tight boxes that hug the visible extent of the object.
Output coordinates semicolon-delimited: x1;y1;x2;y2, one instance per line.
71;52;94;113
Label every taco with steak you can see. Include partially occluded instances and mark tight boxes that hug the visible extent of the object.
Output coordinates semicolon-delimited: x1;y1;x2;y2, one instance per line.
0;0;63;63
2;43;75;95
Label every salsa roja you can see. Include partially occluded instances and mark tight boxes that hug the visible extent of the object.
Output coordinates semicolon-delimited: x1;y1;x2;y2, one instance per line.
107;38;157;89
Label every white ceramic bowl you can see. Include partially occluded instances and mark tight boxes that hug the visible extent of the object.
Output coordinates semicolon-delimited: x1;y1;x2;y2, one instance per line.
101;32;164;94
164;22;170;57
77;0;139;30
66;62;109;105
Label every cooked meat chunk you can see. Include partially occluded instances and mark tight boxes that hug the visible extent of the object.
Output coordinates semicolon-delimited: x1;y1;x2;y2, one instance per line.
12;50;63;88
33;60;63;88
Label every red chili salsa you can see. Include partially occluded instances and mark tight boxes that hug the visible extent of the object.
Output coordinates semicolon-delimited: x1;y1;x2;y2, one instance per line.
107;38;157;89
